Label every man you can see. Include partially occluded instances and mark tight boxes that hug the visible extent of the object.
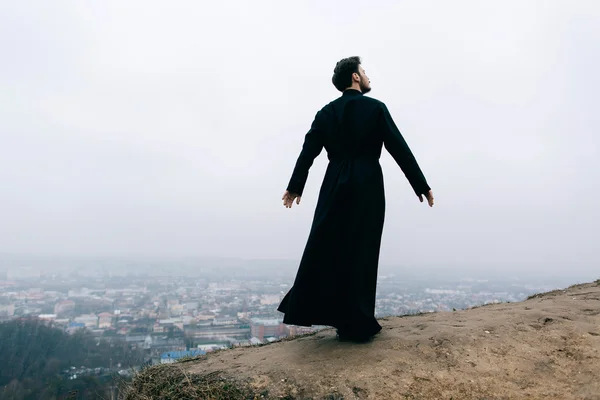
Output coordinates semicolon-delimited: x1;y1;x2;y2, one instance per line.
277;56;434;343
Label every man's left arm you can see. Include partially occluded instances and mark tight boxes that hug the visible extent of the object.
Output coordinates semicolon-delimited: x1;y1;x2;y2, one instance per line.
380;103;431;197
286;110;326;197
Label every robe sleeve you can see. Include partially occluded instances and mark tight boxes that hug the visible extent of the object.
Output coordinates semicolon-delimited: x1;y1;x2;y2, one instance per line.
379;103;431;196
286;110;326;196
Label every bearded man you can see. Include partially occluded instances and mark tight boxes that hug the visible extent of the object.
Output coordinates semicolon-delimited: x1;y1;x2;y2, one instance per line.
278;56;434;342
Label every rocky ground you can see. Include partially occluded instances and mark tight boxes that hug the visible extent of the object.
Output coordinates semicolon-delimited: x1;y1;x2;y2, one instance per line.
124;280;600;399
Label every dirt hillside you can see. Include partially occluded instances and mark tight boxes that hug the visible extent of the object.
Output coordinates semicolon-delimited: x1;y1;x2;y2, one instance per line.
124;281;600;400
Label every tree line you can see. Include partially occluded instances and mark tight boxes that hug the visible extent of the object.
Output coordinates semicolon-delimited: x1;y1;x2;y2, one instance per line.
0;318;145;399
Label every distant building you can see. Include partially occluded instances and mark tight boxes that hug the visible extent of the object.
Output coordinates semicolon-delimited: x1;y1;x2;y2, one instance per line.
130;329;187;352
158;318;177;326
0;304;15;317
250;318;284;341
54;318;70;327
259;294;281;306
26;288;44;300
237;312;251;319
66;322;85;334
74;314;98;328
286;325;315;337
126;333;148;346
172;304;185;315
249;337;263;345
54;300;76;315
196;344;227;352
185;324;250;341
98;312;113;328
212;316;238;326
160;349;206;364
157;318;185;331
196;312;216;321
68;288;92;297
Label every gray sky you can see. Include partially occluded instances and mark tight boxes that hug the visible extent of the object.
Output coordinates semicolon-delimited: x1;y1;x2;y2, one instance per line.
1;1;598;274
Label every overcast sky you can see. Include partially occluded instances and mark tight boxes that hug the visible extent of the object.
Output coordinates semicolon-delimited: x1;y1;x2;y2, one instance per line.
1;1;598;275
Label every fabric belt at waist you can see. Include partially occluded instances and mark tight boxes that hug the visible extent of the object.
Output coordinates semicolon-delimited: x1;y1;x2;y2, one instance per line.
328;155;379;162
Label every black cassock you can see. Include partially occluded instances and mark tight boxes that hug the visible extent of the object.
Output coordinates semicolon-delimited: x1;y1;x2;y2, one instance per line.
277;89;430;338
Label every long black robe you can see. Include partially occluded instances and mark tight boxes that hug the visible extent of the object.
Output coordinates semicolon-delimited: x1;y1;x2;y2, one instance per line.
277;89;430;337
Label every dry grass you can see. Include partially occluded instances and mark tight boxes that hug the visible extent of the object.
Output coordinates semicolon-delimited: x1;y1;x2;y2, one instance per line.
526;290;559;300
119;332;322;400
526;281;595;300
119;363;253;400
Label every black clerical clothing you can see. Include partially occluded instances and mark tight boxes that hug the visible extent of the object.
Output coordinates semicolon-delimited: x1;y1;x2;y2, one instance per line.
277;89;430;338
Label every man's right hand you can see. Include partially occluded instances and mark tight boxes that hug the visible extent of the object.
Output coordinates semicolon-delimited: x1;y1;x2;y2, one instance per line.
419;190;434;207
282;190;301;208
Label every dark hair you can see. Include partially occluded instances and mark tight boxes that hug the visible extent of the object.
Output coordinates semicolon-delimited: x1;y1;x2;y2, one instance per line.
332;56;361;92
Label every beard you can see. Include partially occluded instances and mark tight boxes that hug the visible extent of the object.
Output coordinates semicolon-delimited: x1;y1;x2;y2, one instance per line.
359;78;371;94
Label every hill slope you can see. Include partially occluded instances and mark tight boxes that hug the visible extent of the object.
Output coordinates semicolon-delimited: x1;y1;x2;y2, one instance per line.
124;281;600;399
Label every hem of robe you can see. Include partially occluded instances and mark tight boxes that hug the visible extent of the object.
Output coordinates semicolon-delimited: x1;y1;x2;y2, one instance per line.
277;302;382;338
280;313;383;338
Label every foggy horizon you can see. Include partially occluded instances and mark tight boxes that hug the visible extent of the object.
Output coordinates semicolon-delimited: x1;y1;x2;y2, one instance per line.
2;1;599;277
0;251;595;282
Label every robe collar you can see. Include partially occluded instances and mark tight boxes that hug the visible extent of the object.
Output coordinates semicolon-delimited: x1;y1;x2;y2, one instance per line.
342;89;363;97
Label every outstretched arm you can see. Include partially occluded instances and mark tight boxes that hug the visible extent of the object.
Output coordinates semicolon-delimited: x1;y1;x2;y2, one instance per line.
380;103;432;200
285;110;325;198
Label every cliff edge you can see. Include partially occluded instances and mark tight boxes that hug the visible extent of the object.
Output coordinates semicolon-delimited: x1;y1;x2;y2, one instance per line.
123;280;600;400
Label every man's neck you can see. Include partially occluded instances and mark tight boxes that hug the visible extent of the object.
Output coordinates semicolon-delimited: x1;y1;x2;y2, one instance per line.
345;84;362;92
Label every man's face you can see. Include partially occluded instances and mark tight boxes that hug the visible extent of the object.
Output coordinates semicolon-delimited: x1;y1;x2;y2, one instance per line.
357;65;371;93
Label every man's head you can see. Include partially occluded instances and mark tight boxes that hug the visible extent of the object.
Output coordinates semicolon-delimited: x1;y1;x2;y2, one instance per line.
332;56;371;93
